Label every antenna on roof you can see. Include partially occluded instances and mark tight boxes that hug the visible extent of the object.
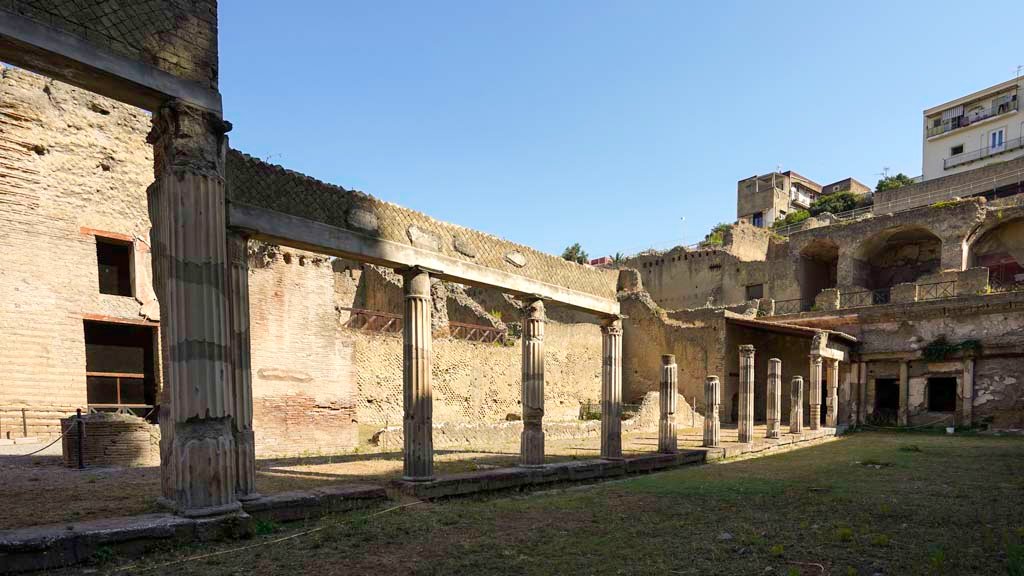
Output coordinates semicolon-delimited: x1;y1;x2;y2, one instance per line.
1017;65;1023;80
876;166;891;179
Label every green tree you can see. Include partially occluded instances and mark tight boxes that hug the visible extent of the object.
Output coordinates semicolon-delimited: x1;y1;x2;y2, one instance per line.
875;173;915;193
612;252;625;264
561;243;589;264
809;191;873;216
701;223;731;247
772;209;810;229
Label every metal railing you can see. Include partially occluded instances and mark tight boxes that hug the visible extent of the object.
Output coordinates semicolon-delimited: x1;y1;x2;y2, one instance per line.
840;288;891;309
773;204;874;236
989;276;1024;294
926;100;1018;138
917;280;956;301
340;307;402;334
771;298;810;316
449;321;508;344
945;136;1024;169
873;166;1024;215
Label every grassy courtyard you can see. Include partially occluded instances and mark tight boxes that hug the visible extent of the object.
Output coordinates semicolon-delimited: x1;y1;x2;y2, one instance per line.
85;431;1024;575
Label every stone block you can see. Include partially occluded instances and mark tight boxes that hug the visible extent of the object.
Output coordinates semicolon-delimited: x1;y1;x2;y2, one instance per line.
890;283;918;304
814;288;841;311
956;267;990;296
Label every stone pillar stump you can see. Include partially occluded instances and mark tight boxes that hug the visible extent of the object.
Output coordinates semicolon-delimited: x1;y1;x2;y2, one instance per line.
766;358;781;439
658;355;678;454
809;355;823;431
703;376;721;448
790;376;804;434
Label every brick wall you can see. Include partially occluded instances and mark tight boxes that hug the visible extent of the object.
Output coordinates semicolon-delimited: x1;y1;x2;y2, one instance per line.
61;413;159;467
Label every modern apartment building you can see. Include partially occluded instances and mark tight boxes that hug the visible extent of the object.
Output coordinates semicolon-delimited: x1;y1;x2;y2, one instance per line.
923;76;1023;181
736;170;822;228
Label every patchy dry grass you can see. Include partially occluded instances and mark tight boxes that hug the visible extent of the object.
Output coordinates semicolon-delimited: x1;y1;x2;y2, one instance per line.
83;431;1024;576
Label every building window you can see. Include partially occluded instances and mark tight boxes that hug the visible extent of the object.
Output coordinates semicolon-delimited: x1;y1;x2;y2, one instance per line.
96;237;133;296
752;212;764;228
745;283;764;300
84;321;156;416
927;377;957;412
990;128;1006;152
950;144;964;156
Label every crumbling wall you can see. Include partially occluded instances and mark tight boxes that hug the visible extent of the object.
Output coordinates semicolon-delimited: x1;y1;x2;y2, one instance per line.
60;413;159;467
0;65;155;438
247;245;359;457
974;357;1023;429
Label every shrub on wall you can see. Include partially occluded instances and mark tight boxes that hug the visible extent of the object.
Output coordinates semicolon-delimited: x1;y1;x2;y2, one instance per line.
809;191;873;216
772;210;810;229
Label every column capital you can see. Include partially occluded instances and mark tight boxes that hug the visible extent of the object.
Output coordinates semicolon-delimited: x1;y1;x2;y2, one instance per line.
147;99;231;179
523;298;546;320
739;344;755;357
661;354;676;366
810;353;823;365
601;316;623;335
401;267;432;297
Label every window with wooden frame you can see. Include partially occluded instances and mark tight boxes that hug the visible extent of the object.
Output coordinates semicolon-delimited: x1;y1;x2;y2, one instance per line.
84;321;156;417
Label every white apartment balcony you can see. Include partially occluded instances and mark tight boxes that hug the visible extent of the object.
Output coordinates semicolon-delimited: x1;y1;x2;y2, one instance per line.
789;189;813;208
926;97;1018;138
945;136;1024;170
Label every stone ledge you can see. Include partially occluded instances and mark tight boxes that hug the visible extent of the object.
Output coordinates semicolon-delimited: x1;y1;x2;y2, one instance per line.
241;484;387;523
394;430;835;500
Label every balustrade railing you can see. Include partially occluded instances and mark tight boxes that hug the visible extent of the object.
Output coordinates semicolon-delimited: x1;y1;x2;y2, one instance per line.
449;321;508;344
840;288;891;309
340;307;403;334
771;298;810;316
917;280;956;301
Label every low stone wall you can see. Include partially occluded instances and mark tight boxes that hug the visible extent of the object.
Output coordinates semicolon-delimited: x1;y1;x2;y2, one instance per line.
60;413;159;468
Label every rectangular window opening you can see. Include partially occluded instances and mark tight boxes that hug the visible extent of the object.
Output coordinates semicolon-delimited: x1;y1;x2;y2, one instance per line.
927;377;957;412
950;144;964;156
745;283;764;300
752;212;764;228
96;237;133;296
84;321;157;417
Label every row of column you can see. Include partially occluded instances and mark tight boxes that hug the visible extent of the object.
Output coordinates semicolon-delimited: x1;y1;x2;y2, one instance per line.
700;345;841;448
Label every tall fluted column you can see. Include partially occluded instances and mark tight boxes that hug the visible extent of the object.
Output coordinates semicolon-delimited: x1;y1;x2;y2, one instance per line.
658;355;678;454
738;345;755;443
520;300;546;467
703;376;721;447
825;359;840;427
403;267;434;481
858;362;868;425
148;101;238;517
790;376;804;433
809;355;823;430
227;232;258;500
600;318;623;459
766;358;781;439
961;356;975;428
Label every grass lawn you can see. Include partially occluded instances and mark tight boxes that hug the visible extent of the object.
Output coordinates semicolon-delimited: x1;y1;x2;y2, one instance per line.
84;431;1024;576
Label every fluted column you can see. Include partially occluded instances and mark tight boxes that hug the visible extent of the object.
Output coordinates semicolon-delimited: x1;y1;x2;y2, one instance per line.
826;359;840;428
809;355;823;430
790;376;804;434
703;376;721;447
403;267;434;481
520;300;545;467
227;232;258;500
658;355;678;454
600;317;623;459
148;101;238;517
766;358;781;439
961;356;975;427
738;345;755;443
898;360;909;426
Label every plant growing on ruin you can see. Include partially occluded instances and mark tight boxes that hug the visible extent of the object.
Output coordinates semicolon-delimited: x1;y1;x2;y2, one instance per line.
561;243;589;264
809;191;872;216
773;209;809;229
701;223;731;246
922;336;982;362
875;173;915;193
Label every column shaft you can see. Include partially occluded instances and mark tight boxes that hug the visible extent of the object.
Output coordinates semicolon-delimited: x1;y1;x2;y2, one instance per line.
826;359;840;427
658;355;678;454
858;362;868;425
738;345;755;443
520;300;545;466
601;318;623;459
961;357;975;427
148;101;238;517
790;376;804;433
766;358;781;439
403;268;434;481
809;355;823;430
898;360;909;426
227;232;258;500
703;376;721;447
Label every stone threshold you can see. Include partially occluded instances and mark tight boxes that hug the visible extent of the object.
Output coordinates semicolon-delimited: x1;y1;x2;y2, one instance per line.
0;484;386;574
394;428;836;499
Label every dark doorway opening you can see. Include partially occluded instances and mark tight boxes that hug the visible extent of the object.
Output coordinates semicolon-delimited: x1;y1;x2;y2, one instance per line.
84;321;157;419
730;392;738;423
820;375;829;425
873;378;899;424
928;377;957;412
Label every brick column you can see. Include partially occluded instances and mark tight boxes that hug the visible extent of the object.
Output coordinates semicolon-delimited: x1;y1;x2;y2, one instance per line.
738;345;755;443
658;355;678;454
766;358;781;439
600;318;623;459
809;355;823;431
403;267;434;481
703;376;721;448
790;376;804;434
148;100;239;517
519;299;545;467
227;232;258;500
826;359;840;428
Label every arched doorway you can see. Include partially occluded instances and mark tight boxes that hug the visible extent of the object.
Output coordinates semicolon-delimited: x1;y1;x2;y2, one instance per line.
798;240;839;306
968;218;1024;291
853;226;942;290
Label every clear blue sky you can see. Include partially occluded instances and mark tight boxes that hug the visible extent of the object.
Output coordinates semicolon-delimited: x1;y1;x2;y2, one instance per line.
220;1;1024;259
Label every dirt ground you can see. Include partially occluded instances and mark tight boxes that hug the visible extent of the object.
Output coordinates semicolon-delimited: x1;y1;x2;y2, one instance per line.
0;425;769;530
